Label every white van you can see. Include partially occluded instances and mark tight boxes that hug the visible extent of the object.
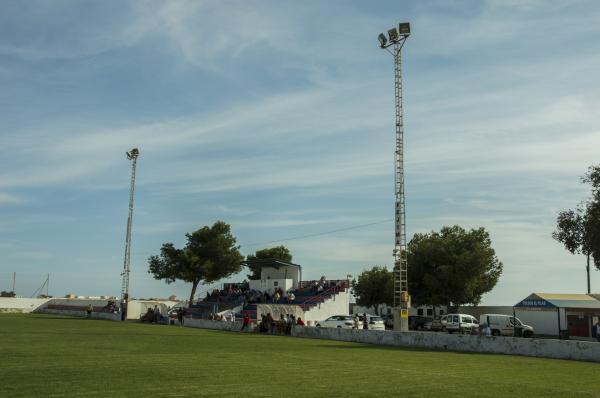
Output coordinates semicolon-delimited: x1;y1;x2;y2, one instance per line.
445;314;478;334
479;314;534;337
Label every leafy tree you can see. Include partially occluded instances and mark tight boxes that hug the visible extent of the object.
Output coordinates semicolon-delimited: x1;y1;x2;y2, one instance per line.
553;165;600;293
245;245;292;280
351;266;394;315
148;221;244;303
407;225;503;309
1;291;16;297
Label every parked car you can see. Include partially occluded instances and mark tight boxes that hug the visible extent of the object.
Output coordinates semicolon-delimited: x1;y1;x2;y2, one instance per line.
479;314;534;337
445;314;479;334
316;315;355;329
381;314;394;329
408;316;433;331
365;315;386;331
429;315;447;332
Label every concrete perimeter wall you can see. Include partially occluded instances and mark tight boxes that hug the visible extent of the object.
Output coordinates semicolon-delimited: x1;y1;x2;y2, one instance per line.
0;298;52;313
185;318;244;332
290;326;600;363
39;308;121;321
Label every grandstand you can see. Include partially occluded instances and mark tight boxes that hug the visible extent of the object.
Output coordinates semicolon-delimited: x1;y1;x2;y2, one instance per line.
187;259;350;324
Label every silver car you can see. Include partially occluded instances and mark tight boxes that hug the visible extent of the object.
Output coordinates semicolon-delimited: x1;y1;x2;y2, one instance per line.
316;315;355;329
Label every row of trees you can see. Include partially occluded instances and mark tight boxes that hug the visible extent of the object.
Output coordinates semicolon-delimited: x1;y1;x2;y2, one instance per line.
352;164;600;311
352;226;503;312
149;220;504;309
147;165;598;307
147;221;292;303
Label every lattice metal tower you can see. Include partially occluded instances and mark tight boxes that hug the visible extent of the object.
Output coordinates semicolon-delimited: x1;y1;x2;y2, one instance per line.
121;148;140;316
378;23;410;331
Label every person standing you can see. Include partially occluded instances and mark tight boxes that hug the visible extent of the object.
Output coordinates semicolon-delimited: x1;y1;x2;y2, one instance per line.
596;319;600;342
153;305;161;323
362;313;369;330
241;312;250;332
177;308;184;326
353;314;360;330
86;304;93;318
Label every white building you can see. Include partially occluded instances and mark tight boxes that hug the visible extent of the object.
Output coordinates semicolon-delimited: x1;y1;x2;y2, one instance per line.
515;293;600;340
246;259;301;294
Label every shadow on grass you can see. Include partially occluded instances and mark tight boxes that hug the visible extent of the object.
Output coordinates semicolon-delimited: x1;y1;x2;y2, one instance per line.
311;342;530;360
314;343;432;353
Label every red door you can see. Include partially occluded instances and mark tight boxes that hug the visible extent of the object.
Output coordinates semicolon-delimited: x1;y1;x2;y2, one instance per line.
567;315;589;337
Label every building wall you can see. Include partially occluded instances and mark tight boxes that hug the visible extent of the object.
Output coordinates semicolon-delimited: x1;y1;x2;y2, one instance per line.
304;290;349;324
249;278;293;294
458;306;514;320
515;308;559;337
351;304;447;317
260;266;299;288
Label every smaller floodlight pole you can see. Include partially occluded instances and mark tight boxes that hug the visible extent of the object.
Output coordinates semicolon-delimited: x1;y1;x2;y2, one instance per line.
378;22;410;332
121;148;140;320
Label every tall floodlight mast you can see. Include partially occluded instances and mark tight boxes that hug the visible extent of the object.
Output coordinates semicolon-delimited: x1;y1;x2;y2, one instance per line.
378;22;410;332
121;147;140;319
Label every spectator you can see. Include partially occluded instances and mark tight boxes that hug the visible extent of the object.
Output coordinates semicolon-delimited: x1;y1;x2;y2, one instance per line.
484;323;492;337
362;313;369;330
288;292;295;302
595;319;600;342
278;314;286;334
177;308;184;326
353;314;360;330
259;315;268;333
241;313;250;332
86;304;93;318
153;305;161;323
296;317;305;326
274;291;281;303
266;313;274;334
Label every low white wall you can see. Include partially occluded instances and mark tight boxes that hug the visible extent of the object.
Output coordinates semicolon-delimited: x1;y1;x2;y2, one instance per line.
290;326;600;363
40;308;121;321
185;318;245;332
0;298;52;313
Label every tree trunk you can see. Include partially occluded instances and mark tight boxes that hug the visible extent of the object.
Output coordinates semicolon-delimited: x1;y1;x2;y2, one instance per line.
189;279;200;305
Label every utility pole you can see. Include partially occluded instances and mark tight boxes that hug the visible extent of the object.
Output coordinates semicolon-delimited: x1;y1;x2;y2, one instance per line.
378;22;411;332
12;272;15;293
121;148;140;320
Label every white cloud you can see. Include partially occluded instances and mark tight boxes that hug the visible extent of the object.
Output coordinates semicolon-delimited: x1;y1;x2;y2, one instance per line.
0;193;25;206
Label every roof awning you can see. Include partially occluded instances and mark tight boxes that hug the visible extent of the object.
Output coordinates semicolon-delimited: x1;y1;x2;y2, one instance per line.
515;293;600;309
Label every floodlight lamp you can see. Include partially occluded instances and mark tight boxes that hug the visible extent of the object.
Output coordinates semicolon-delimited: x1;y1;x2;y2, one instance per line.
126;148;139;160
387;27;399;43
378;33;387;48
399;22;410;36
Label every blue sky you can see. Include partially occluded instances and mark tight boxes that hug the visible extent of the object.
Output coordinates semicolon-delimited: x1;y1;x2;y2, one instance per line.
1;0;599;304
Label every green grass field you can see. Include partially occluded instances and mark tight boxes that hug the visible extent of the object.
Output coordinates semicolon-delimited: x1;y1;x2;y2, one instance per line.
1;314;599;397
